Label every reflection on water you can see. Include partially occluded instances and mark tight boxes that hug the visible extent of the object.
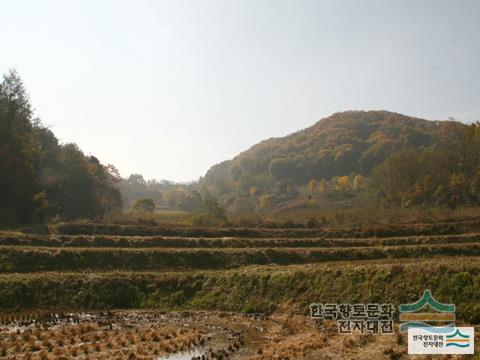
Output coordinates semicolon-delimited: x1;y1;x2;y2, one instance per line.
156;348;203;360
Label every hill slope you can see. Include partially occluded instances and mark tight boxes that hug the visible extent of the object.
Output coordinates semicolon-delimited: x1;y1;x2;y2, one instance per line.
202;111;463;209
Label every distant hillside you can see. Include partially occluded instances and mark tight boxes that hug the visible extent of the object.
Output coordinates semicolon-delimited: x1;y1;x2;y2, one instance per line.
202;111;464;210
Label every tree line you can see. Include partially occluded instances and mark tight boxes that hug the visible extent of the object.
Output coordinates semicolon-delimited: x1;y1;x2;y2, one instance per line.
0;70;122;226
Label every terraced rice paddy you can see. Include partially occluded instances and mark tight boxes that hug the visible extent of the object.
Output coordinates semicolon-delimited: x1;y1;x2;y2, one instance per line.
1;220;480;359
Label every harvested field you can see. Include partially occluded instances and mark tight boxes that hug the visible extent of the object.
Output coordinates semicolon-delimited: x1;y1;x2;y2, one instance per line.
49;219;480;238
0;243;480;272
1;221;480;359
4;232;480;248
0;311;478;359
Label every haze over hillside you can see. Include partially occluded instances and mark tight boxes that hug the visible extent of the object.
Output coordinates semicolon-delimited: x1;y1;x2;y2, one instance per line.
2;1;479;182
116;109;479;215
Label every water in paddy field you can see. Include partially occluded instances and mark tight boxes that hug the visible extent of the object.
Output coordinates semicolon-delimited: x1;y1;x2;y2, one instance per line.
156;348;254;360
157;348;204;360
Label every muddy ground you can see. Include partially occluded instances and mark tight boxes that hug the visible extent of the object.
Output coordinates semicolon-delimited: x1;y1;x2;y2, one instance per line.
0;311;478;359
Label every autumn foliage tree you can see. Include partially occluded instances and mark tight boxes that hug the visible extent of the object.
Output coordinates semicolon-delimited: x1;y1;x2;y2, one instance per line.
0;70;122;225
133;198;155;213
368;123;480;208
0;70;38;224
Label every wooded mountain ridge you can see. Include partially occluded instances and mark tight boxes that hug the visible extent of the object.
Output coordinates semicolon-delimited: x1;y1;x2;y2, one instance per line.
199;111;464;207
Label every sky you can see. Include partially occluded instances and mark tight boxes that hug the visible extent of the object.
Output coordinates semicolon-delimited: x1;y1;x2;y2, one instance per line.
1;0;479;182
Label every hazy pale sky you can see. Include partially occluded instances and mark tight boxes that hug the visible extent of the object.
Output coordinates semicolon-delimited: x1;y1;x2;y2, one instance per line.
1;0;479;181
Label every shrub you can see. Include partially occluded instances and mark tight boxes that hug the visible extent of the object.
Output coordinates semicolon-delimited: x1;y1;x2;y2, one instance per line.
132;198;155;213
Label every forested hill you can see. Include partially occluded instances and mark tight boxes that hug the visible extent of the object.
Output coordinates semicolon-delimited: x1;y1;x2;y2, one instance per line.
0;70;122;226
202;111;464;198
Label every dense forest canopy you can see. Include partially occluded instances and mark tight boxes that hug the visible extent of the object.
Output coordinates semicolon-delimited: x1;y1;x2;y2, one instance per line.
368;122;480;209
0;70;122;226
199;111;469;212
203;111;456;189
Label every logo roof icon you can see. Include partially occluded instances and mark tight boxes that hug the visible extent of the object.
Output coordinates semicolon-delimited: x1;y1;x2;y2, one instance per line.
446;329;470;348
400;290;455;313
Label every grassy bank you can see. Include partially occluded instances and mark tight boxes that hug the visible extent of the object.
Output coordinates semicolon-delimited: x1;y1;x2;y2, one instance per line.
1;244;480;272
2;232;480;248
48;219;480;238
0;259;479;323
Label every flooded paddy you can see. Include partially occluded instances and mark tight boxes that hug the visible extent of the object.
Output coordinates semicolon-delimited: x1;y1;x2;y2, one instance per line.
0;311;273;359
